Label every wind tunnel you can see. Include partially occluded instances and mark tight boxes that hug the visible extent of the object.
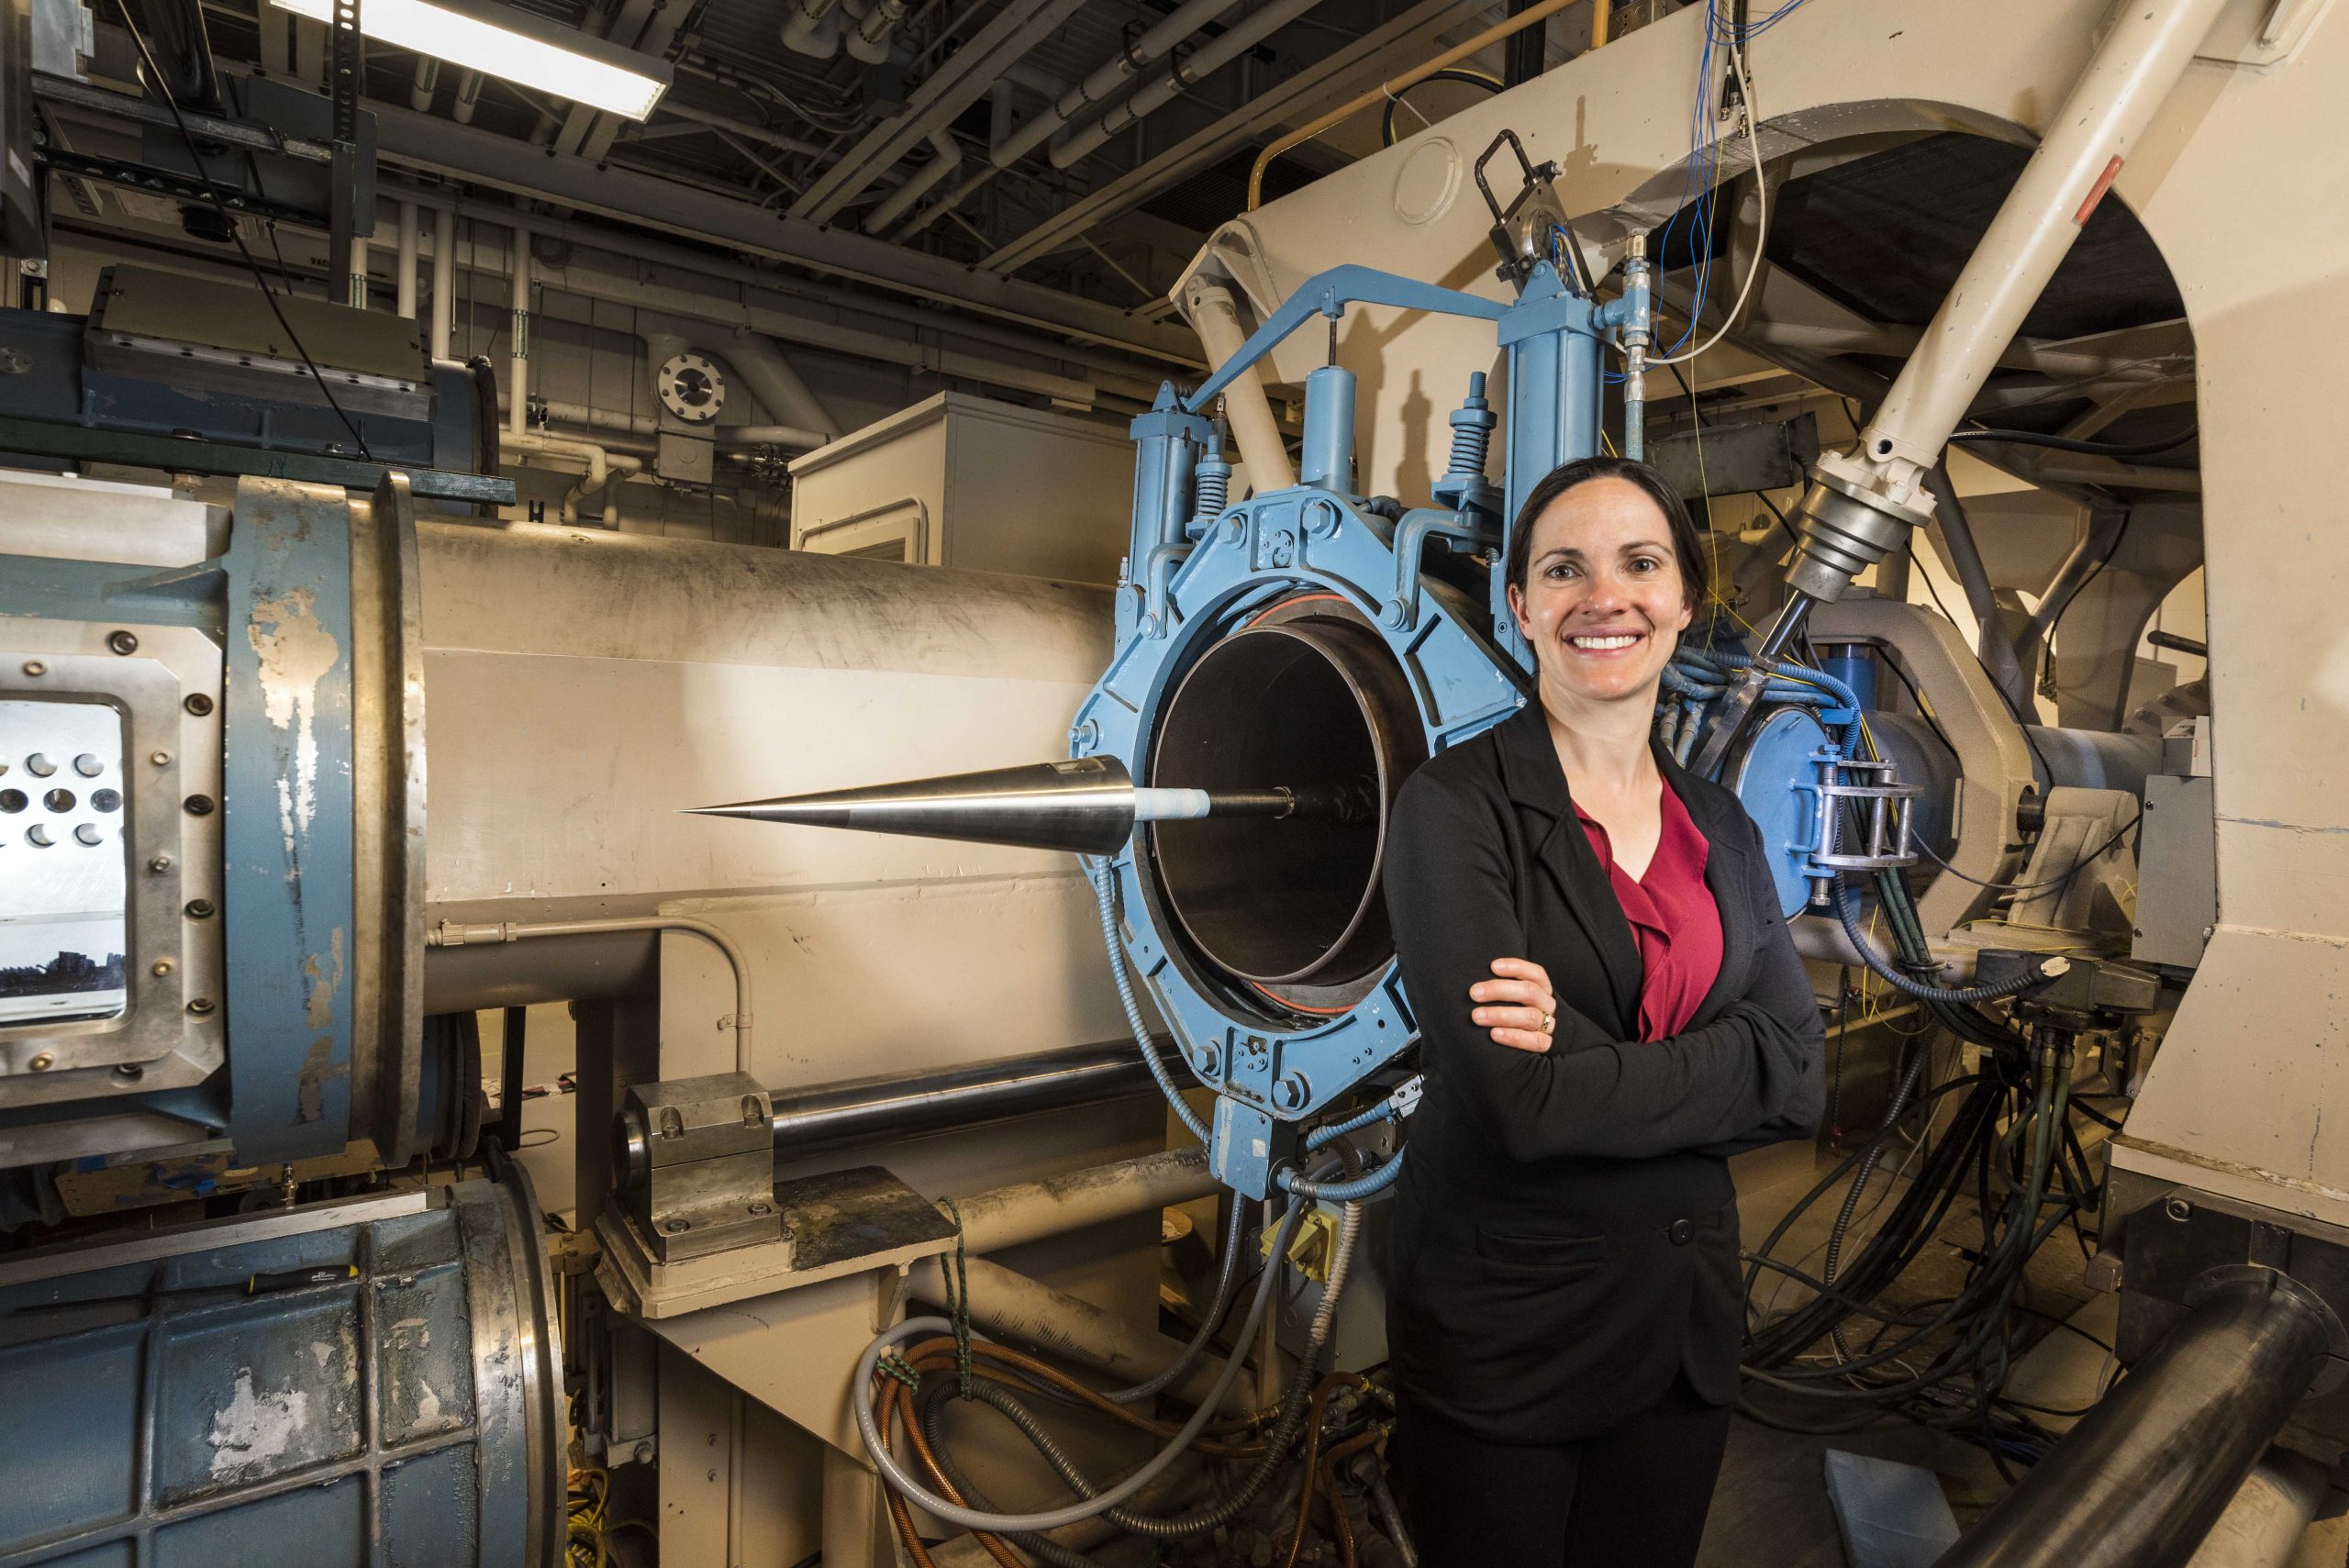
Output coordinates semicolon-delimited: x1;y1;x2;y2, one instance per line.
1147;596;1422;1010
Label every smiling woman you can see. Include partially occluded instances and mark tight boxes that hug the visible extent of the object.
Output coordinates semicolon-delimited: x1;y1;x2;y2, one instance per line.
1378;456;1824;1568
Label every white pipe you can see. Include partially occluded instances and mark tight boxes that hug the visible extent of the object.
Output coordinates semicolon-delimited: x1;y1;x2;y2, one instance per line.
715;423;829;450
408;56;440;113
1051;0;1328;169
428;916;752;1073
1852;0;2232;497
1008;0;1241;171
540;398;655;438
843;0;908;63
720;325;844;437
395;200;418;321
497;428;643;525
780;0;841;58
507;224;529;436
429;205;454;361
897;0;1244;239
451;67;483;125
863;130;962;234
1182;275;1293;493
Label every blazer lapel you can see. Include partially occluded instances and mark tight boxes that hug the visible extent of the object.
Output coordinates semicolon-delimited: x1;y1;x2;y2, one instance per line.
1660;742;1752;1029
1497;706;1644;1032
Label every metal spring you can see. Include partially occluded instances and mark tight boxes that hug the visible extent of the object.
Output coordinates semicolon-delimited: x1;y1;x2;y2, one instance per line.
1445;372;1494;480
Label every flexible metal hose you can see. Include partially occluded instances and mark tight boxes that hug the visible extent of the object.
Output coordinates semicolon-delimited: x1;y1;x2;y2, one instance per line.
1833;879;2059;1003
1104;1195;1250;1406
853;1184;1314;1532
1087;858;1209;1142
927;1195;1367;1540
914;1381;1105;1568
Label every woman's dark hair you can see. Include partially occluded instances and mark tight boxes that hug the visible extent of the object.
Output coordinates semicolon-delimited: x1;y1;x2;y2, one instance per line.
1503;455;1709;609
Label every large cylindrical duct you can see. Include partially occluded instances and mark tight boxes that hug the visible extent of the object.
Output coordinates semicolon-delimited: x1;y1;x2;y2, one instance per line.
1932;1267;2336;1568
416;523;1127;1087
0;1166;563;1565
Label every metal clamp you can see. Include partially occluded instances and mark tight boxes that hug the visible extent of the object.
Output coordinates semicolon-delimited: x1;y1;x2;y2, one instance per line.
1801;752;1920;877
1472;128;1590;295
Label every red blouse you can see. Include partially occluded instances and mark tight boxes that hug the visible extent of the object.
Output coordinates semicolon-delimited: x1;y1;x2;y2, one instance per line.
1574;782;1723;1042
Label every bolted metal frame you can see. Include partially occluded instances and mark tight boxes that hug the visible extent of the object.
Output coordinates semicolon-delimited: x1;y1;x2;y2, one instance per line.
0;619;226;1103
1073;484;1523;1197
1801;751;1922;878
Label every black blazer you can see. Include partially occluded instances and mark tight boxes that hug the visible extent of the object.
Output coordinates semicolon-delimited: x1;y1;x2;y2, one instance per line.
1380;702;1824;1444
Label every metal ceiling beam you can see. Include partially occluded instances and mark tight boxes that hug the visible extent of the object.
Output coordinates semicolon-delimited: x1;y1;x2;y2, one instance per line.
982;0;1484;277
789;0;1092;226
357;98;1203;364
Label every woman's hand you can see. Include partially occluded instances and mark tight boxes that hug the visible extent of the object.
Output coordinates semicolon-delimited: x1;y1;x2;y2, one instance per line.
1470;957;1558;1054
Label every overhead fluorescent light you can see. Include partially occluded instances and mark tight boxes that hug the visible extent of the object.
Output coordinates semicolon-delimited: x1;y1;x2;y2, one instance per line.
271;0;672;120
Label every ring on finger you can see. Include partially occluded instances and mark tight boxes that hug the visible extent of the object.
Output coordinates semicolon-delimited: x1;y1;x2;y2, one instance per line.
1539;1011;1555;1036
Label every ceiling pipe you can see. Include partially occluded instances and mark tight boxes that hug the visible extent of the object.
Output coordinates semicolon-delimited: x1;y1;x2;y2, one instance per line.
897;0;1246;239
451;68;483;125
409;57;440;113
429;204;454;360
1050;0;1330;170
843;0;910;64
377;208;1112;405
507;223;530;437
781;0;843;58
863;131;961;234
395;199;418;320
640;101;823;158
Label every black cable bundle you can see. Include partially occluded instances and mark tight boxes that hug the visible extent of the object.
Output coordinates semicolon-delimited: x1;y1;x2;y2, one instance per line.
1738;871;2108;1469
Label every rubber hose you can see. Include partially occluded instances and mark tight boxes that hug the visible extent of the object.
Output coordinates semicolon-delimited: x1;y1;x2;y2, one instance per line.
914;1381;1105;1568
852;1184;1313;1532
1105;1195;1250;1406
1087;857;1208;1142
942;1196;1366;1541
1832;880;2056;1004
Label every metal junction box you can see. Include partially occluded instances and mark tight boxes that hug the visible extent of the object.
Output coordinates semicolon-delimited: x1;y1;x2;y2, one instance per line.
786;390;1135;584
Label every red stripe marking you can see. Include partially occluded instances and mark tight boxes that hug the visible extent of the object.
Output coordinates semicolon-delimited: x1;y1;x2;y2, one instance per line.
2075;155;2124;227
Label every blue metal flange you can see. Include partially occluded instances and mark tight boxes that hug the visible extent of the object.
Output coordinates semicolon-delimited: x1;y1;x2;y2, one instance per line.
1072;485;1525;1197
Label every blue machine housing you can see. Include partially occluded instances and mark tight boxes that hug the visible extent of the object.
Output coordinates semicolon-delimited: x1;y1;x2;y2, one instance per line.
1074;261;1637;1197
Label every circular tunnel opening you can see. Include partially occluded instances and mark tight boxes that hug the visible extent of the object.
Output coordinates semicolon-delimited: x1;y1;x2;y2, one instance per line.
1147;598;1425;1003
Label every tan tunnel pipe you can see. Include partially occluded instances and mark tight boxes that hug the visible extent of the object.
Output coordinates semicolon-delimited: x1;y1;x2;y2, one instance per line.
906;1252;1253;1413
395;201;418;320
1183;276;1293;495
905;1145;1245;1412
948;1146;1216;1254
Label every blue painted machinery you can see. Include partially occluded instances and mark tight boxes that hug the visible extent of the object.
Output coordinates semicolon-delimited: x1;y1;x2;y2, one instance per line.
700;146;1947;1203
0;309;556;1563
0;472;467;1189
